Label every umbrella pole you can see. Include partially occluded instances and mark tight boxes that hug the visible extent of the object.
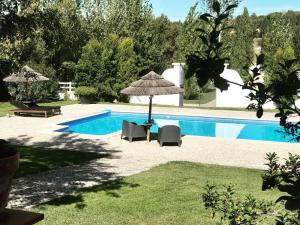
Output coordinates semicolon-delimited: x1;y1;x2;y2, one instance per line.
148;95;153;124
147;95;153;142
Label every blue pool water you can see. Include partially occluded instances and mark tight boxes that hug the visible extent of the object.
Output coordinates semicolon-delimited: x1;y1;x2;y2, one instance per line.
57;111;297;143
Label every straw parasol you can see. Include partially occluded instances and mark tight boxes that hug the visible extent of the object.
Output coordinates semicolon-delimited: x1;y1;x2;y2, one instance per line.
3;65;49;101
3;65;49;83
120;71;184;126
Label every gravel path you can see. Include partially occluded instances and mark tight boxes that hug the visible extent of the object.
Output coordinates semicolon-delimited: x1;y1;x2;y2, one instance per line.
9;158;147;209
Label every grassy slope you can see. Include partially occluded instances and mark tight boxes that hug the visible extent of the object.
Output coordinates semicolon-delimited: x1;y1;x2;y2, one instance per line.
184;89;216;105
14;146;101;178
35;162;279;225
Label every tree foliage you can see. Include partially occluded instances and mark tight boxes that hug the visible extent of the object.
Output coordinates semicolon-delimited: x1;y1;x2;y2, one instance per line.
186;0;237;90
0;0;183;101
223;7;254;81
261;13;296;84
75;35;137;102
190;1;300;224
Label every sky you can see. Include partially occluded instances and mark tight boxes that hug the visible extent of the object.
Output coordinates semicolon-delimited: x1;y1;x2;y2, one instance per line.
149;0;300;21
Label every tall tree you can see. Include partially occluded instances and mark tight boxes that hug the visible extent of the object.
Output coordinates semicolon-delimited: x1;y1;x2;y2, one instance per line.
152;15;181;70
75;35;137;102
41;0;88;71
262;13;296;84
103;0;166;75
286;11;300;60
223;7;254;81
175;3;203;62
0;0;40;100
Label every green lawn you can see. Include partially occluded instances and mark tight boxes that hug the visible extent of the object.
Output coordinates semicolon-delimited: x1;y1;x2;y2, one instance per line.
13;145;102;178
34;161;280;225
0;102;15;116
184;89;216;105
39;100;78;107
0;100;78;117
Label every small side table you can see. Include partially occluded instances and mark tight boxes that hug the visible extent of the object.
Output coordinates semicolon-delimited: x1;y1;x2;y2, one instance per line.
0;209;44;225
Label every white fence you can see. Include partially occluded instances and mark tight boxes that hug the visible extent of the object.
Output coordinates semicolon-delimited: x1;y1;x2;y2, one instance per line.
58;82;77;100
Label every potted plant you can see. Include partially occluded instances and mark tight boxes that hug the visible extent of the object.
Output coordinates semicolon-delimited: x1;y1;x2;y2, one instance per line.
74;86;97;104
0;140;19;218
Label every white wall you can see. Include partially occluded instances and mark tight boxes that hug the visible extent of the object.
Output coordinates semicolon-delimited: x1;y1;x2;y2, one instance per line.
216;64;252;108
130;63;185;107
216;64;276;109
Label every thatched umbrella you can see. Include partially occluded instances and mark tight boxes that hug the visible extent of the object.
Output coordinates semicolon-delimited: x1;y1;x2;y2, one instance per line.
120;71;184;125
3;65;49;101
3;65;49;83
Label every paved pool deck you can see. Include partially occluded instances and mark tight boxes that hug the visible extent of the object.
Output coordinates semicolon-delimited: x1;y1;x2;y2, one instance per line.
2;103;299;170
2;103;299;208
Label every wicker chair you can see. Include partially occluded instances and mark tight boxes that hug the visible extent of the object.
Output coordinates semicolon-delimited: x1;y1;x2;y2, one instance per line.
121;120;147;142
158;125;181;147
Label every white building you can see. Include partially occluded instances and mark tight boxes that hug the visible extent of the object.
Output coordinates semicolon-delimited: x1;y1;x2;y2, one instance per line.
216;64;276;109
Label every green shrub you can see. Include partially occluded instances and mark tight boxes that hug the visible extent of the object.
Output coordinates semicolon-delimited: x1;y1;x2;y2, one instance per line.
74;86;97;96
7;80;60;102
184;75;200;100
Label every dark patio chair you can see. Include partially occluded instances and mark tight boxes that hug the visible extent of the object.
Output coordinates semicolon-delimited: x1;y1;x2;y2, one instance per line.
121;120;147;142
158;125;182;147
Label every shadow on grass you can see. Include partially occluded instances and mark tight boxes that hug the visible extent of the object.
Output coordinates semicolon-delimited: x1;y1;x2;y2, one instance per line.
38;178;140;209
7;134;124;209
14;146;110;178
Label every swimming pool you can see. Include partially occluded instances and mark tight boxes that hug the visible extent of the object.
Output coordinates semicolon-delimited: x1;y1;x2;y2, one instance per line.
57;111;297;143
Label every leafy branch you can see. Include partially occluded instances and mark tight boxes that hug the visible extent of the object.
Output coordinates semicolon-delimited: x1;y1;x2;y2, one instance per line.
186;0;300;141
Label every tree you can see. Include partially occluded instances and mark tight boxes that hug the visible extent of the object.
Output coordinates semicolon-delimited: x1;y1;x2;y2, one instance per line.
186;1;300;223
262;13;296;84
223;7;254;81
0;0;40;100
115;37;138;101
152;15;181;70
186;1;300;139
41;0;88;71
75;35;137;102
285;11;300;61
175;3;204;62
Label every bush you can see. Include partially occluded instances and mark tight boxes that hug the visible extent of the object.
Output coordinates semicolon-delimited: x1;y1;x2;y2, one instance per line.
7;80;60;102
202;184;274;225
74;86;97;96
184;75;200;100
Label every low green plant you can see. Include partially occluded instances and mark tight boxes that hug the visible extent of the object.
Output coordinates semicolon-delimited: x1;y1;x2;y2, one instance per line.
202;184;273;225
74;86;97;96
262;153;300;224
7;80;60;102
63;90;69;101
184;75;200;100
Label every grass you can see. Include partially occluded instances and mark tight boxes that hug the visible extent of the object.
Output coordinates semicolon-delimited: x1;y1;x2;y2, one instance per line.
0;100;78;117
13;145;102;178
184;89;216;105
0;102;15;116
34;161;280;225
39;100;78;107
